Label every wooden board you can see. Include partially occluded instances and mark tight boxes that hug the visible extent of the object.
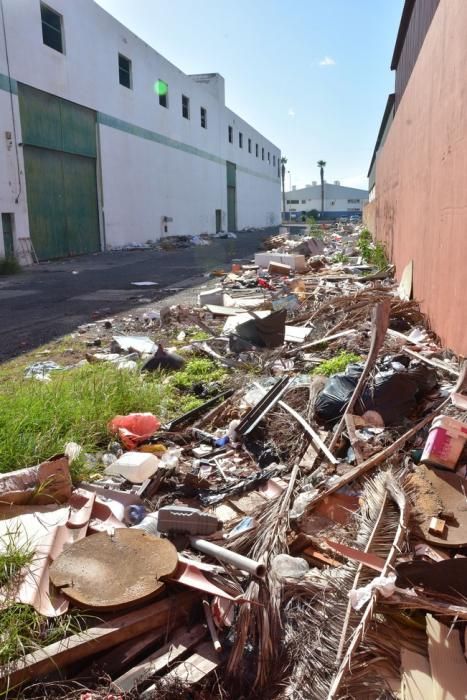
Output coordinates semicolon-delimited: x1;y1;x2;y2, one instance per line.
113;624;206;692
426;614;467;700
0;591;197;690
401;648;433;700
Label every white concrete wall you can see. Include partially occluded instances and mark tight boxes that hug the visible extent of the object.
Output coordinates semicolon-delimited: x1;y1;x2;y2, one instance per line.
0;0;281;251
285;184;368;213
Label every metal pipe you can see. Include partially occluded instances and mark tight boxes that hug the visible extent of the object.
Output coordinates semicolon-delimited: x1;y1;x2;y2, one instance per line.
190;537;266;578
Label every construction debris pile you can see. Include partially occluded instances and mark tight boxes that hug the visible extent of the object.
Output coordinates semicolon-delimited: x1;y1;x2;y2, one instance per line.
1;223;467;699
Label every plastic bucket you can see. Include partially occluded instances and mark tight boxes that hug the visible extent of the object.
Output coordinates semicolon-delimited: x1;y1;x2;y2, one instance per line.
421;415;467;470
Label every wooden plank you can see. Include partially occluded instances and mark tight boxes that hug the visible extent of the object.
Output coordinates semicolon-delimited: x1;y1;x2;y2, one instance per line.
400;648;433;700
97;627;167;678
113;624;206;693
161;640;219;684
0;591;197;690
426;613;467;700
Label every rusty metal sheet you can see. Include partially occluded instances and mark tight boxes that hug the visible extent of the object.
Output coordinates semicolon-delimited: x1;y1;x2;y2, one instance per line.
413;466;467;547
50;529;178;610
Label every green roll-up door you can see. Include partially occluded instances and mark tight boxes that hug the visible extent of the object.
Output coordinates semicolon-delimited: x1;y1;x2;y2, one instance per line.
18;83;100;260
226;161;236;231
62;152;99;257
21;147;67;260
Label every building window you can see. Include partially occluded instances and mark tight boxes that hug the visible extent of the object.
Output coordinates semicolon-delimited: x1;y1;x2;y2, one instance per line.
301;200;306;204
201;107;207;128
248;138;252;153
261;147;265;160
255;143;259;157
155;80;169;107
273;155;276;166
228;126;233;143
347;198;360;203
182;95;190;119
289;199;299;204
239;132;243;148
118;54;132;89
40;3;63;53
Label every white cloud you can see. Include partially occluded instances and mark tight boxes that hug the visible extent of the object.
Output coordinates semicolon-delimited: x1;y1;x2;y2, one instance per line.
287;108;295;117
319;56;336;66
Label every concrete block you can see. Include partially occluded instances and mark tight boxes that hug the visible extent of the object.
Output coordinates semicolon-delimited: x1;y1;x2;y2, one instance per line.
197;287;224;307
255;252;306;273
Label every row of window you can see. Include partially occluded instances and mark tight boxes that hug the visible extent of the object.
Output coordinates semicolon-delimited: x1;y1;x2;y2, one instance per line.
228;125;276;166
287;198;363;204
41;4;210;128
41;3;277;161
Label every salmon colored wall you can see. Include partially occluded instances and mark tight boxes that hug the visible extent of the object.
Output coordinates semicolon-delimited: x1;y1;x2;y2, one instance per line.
363;201;376;234
375;0;467;355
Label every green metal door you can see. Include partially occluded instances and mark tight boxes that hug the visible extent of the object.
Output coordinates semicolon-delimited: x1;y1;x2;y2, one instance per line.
18;83;100;260
226;162;236;232
22;147;67;260
1;214;14;259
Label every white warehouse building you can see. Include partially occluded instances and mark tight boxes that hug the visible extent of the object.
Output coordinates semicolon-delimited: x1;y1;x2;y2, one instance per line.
0;0;281;261
285;181;368;218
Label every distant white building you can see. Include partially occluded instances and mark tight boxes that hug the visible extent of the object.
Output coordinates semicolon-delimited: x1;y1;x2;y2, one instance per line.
284;181;368;218
0;0;281;261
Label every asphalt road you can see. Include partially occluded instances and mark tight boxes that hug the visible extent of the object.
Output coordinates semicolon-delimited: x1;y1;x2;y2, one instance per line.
0;229;274;362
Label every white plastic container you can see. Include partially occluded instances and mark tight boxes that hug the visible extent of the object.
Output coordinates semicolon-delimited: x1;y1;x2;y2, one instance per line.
421;415;467;470
104;451;159;483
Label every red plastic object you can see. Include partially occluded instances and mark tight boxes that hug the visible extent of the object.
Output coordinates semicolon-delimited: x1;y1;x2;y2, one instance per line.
108;413;161;449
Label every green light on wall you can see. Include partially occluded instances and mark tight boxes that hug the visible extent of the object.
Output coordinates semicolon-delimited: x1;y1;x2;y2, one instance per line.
154;80;168;96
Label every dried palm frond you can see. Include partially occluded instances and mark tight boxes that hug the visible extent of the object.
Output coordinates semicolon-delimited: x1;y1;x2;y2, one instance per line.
280;469;409;700
225;464;300;695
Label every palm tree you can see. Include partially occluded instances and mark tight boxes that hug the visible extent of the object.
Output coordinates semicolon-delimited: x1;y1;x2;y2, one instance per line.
280;157;288;215
317;160;326;216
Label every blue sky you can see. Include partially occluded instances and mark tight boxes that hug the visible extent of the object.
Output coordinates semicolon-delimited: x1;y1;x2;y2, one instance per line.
95;0;404;191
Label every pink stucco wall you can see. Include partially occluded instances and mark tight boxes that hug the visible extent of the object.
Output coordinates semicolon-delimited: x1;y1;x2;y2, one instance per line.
375;0;467;355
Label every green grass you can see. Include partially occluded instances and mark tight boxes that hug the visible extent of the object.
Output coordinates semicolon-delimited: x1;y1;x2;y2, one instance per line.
0;604;94;667
0;258;21;275
332;252;350;264
358;229;388;269
0;358;227;476
169;358;226;390
0;527;33;589
312;351;362;377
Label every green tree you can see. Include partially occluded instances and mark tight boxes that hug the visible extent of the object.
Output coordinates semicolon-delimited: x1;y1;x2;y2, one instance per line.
317;160;326;215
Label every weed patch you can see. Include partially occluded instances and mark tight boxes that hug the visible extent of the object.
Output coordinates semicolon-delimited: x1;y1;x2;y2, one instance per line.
0;257;21;275
312;351;362;377
0;358;226;474
358;229;388;269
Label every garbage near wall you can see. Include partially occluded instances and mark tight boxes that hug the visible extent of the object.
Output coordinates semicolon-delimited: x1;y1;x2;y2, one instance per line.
1;221;466;699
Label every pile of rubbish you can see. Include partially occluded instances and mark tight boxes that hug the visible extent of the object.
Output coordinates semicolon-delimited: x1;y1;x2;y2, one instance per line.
1;221;467;699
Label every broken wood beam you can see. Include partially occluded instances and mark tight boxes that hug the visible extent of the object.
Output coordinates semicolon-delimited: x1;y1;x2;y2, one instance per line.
285;329;356;357
329;299;390;452
0;591;198;691
141;640;219;697
113;624;206;693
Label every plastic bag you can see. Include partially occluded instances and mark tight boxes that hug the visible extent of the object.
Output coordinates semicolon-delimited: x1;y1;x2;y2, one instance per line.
314;362;437;425
108;413;161;449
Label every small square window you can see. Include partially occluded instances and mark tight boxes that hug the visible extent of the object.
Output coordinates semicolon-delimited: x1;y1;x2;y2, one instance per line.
41;3;63;53
201;107;207;128
228;126;233;143
156;80;169;107
248;138;252;154
118;54;132;89
262;147;265;161
182;95;190;119
239;132;243;148
255;143;258;157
